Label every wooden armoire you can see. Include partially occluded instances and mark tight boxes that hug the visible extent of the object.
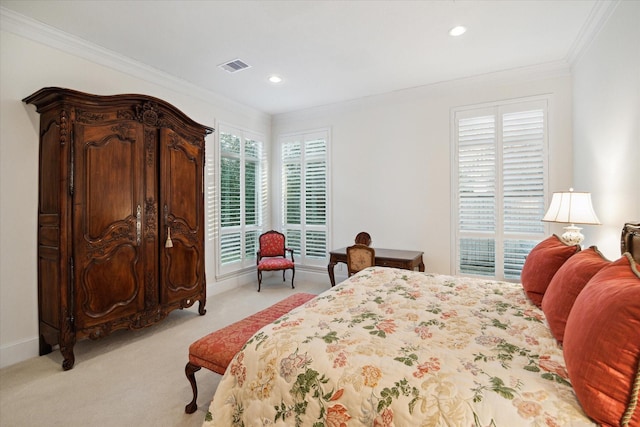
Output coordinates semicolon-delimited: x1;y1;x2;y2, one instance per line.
23;88;213;370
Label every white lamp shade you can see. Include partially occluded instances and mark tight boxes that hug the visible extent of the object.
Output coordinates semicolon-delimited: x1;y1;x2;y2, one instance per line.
542;191;601;225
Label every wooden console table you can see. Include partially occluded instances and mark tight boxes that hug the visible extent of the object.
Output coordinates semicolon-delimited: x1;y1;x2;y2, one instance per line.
328;247;425;287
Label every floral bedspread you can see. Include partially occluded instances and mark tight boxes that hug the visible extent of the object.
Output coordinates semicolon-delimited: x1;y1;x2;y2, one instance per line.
204;267;595;426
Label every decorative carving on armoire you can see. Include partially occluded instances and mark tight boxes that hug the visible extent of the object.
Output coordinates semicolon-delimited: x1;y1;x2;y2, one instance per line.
117;109;135;121
167;132;199;160
85;309;168;339
24;87;213;370
69;134;75;195
136;101;161;126
59;306;75;371
75;108;106;123
170;221;199;245
122;102;203;147
111;123;136;141
145;271;156;309
59;109;68;145
144;128;156;166
85;221;137;258
144;198;157;240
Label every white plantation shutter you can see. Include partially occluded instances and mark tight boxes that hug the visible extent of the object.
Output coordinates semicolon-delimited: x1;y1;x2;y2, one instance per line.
218;125;266;276
205;133;216;280
244;138;262;260
502;109;546;278
454;100;548;280
304;138;327;258
458;115;497;276
281;130;330;266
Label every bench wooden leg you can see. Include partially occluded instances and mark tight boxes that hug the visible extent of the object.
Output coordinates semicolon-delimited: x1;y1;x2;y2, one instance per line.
185;362;202;414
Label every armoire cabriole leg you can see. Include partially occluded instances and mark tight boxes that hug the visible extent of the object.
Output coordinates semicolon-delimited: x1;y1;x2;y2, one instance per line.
61;346;75;371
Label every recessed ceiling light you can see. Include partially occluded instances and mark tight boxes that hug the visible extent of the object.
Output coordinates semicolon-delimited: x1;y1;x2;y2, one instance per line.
449;26;467;37
268;75;283;84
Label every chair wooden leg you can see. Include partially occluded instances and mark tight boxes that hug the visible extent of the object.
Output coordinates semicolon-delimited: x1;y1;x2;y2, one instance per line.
185;362;202;414
291;268;295;289
257;270;262;292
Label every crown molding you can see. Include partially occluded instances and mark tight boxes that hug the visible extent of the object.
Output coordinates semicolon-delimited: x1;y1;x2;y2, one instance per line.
0;6;269;122
274;60;572;123
566;0;620;65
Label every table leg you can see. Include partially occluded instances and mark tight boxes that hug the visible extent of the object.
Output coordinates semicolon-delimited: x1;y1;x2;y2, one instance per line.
328;261;337;287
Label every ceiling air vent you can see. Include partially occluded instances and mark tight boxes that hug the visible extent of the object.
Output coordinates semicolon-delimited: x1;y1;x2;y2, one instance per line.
218;59;251;73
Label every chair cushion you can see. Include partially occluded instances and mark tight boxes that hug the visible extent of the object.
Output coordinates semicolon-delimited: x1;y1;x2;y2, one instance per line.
188;293;316;374
541;246;610;343
258;258;294;271
520;235;580;307
563;253;640;427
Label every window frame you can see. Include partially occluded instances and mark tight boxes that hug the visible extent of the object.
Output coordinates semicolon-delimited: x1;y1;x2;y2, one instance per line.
451;96;550;281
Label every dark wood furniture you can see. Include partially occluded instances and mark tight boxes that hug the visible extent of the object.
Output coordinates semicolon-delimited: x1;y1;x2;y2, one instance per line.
621;222;640;263
328;247;425;286
346;244;376;276
24;87;213;370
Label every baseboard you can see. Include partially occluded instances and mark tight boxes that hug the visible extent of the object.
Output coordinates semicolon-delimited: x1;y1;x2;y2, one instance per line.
0;336;39;369
207;268;336;297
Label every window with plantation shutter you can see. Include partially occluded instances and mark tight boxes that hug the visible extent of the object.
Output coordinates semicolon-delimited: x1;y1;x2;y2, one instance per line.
453;99;548;280
280;129;330;267
205;133;216;283
218;124;267;276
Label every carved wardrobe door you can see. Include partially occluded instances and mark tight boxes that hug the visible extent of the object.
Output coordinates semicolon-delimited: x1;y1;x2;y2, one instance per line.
72;120;147;331
159;127;206;313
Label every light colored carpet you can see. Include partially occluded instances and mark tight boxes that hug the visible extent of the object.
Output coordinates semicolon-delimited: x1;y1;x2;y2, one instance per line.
0;277;328;427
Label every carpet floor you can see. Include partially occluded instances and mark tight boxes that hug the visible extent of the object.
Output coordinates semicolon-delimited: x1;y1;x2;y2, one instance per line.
0;278;328;427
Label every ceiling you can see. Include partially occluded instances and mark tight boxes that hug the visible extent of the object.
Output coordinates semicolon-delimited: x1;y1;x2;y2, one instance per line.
1;0;606;115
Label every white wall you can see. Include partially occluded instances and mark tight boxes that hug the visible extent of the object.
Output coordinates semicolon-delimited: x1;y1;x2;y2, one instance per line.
273;68;575;280
0;23;270;367
572;0;640;259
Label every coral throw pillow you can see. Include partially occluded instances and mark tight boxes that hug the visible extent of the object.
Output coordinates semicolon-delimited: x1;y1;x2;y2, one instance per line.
563;253;640;427
541;246;610;343
520;235;580;307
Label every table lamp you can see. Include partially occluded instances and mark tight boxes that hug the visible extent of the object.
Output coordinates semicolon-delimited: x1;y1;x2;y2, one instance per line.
542;188;601;245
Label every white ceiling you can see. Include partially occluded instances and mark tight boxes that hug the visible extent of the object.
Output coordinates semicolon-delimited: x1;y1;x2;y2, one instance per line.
1;0;606;115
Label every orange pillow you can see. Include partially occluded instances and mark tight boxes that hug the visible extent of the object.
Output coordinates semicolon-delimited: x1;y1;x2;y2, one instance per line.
563;253;640;427
541;246;610;343
520;235;580;307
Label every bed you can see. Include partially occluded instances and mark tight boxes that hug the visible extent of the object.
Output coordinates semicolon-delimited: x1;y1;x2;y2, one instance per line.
204;224;640;427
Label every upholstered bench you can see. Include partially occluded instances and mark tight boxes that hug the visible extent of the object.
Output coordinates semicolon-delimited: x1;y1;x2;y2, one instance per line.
184;292;316;414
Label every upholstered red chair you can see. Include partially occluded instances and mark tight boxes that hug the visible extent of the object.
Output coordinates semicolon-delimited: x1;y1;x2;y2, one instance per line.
256;230;295;292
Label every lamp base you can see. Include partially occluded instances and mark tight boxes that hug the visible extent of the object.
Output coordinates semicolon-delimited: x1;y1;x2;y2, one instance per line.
560;224;584;246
